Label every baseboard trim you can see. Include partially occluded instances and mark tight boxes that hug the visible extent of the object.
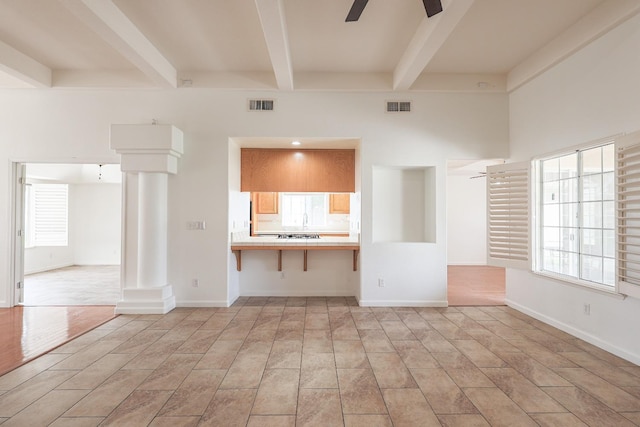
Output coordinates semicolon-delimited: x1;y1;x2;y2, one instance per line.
240;290;355;297
505;298;640;366
176;300;230;308
24;263;74;275
358;300;448;307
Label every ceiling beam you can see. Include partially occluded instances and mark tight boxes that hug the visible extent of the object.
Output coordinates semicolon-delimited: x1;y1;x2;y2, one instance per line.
393;0;474;91
0;40;51;88
508;0;640;92
254;0;294;91
61;0;177;88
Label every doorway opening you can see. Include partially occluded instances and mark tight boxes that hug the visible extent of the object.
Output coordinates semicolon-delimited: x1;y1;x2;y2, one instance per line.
19;163;122;306
446;159;505;306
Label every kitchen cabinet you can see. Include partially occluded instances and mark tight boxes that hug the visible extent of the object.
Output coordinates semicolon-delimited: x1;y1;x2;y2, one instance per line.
329;193;350;214
241;148;355;192
254;192;278;214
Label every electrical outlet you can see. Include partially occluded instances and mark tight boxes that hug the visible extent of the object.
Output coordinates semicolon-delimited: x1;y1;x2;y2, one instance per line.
378;278;385;287
192;279;199;288
583;303;590;315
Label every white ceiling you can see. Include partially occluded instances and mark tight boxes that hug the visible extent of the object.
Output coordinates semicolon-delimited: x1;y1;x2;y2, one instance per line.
0;0;638;92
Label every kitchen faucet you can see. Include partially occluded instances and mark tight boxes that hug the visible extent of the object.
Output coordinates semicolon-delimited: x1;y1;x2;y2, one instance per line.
303;213;308;229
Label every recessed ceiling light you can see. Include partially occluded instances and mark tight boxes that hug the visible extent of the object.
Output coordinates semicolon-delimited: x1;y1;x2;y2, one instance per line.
291;141;301;146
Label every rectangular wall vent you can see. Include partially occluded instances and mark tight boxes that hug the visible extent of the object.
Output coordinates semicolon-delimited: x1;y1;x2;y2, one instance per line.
248;99;274;111
386;101;411;113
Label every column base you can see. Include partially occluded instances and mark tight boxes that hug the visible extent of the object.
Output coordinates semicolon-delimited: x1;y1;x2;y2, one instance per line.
114;285;176;314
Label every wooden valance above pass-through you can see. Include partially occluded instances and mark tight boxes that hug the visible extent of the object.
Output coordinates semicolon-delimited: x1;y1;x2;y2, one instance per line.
241;148;355;193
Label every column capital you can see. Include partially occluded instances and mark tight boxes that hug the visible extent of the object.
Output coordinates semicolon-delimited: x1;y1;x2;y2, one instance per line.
110;124;184;174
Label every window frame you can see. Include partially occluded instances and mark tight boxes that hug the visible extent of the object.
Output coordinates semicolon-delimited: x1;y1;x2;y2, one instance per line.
532;137;618;294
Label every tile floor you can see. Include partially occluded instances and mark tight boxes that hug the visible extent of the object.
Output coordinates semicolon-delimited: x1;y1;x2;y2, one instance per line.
0;297;638;426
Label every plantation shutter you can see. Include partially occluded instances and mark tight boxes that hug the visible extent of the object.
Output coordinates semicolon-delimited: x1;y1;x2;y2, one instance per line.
616;130;640;299
34;184;68;246
486;161;530;269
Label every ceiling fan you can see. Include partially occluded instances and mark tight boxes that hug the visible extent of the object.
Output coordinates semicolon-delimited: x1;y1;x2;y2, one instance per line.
346;0;443;22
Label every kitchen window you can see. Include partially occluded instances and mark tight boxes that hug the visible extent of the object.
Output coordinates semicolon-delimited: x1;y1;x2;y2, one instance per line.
281;193;327;228
535;144;615;287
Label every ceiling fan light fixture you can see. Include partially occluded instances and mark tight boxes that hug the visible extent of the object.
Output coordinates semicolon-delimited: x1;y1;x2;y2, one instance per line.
423;0;443;17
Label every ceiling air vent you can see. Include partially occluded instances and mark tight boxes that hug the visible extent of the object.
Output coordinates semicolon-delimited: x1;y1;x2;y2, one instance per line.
248;99;274;111
386;101;411;113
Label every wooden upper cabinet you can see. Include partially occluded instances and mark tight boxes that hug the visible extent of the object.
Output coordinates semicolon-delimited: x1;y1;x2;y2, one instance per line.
241;148;355;192
329;193;350;214
254;192;278;214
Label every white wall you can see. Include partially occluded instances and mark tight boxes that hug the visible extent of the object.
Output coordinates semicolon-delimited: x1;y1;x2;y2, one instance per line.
446;173;487;265
508;13;640;364
0;90;509;307
72;183;121;265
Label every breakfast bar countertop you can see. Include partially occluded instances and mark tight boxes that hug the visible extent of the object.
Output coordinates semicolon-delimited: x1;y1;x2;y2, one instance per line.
230;232;359;247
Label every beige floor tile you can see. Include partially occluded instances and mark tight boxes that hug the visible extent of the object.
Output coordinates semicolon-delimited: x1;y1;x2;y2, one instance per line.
252;369;300;415
437;414;491;426
219;351;269;389
529;412;588;426
2;389;88;427
498;352;572;386
561;351;640;387
266;340;302;369
508;339;578;368
297;388;343;426
0;354;70;391
110;329;168;354
622;412;640;424
380;320;416;340
428;320;473;340
451;340;506;368
49;417;105;427
305;312;330;330
337;369;387;414
398;312;432;330
217;320;255;341
410;368;477;414
300;353;338;388
158;369;225;416
544;386;636;426
200;389;256;427
50;340;124;371
343;414;393;427
122;340;184;370
445;367;495;388
64;369;151;417
57;353;136;390
138;353;201;390
303;330;333;353
359;329;395;353
554;367;640;412
334;340;369;369
464;387;538;427
247;415;296;426
331;325;361;340
0;370;77;417
482;367;566;413
392;340;439;369
367;352;416;388
201;313;234;330
431;351;476;369
175;329;220;354
382;388;440;426
416;330;458;352
100;389;172;426
148;415;200;426
476;320;526;340
194;339;243;370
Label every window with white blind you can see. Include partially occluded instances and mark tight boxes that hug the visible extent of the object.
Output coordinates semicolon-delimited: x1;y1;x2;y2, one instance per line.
487;131;640;299
616;130;640;299
25;184;69;247
486;162;530;269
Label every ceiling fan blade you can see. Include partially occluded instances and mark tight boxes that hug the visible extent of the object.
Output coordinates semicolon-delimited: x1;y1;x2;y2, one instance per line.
423;0;443;17
346;0;369;22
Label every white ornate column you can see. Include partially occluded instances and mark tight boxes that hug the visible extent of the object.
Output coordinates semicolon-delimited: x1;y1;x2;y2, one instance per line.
110;124;183;314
